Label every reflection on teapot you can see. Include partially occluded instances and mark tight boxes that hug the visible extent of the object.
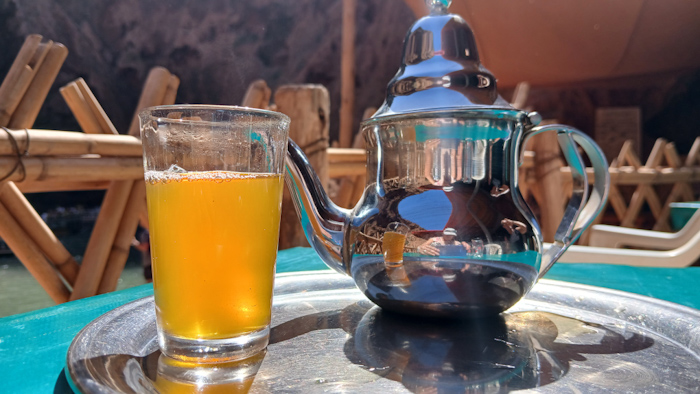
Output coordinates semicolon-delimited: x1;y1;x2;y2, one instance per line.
284;0;610;318
382;222;410;265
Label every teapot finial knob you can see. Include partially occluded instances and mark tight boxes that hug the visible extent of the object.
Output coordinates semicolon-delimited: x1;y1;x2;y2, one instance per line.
425;0;451;15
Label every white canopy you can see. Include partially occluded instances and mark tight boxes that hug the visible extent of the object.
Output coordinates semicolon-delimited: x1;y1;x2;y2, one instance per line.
403;0;700;87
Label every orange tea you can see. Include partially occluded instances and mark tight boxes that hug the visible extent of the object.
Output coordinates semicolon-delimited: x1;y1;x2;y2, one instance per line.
154;374;254;394
154;352;264;393
382;231;407;266
146;171;284;340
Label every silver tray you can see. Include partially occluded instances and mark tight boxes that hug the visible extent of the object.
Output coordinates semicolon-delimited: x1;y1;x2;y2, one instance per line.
66;271;700;393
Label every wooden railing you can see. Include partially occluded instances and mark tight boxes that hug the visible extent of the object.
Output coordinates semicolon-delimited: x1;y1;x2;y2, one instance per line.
328;137;700;243
522;137;700;240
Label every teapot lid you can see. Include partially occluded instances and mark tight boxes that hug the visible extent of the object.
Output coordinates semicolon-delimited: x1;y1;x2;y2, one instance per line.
373;0;514;118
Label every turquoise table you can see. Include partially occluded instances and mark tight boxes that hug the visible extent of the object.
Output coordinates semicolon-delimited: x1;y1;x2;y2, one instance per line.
670;201;700;230
1;247;699;393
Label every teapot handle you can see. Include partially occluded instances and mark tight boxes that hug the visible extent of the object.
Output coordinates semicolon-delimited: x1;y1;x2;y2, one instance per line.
520;124;610;277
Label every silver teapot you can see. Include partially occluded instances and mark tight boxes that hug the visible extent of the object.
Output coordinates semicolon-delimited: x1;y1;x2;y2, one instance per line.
285;0;609;318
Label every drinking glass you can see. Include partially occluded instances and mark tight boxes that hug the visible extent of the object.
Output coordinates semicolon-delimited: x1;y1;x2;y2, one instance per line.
471;238;484;258
140;105;290;362
382;222;410;267
382;222;411;286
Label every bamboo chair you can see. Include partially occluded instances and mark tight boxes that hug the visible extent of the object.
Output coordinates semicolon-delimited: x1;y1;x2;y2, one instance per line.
64;67;179;300
0;35;73;303
0;35;179;303
546;228;700;267
587;208;700;250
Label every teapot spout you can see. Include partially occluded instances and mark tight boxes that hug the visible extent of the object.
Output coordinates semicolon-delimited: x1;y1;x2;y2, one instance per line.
284;139;351;274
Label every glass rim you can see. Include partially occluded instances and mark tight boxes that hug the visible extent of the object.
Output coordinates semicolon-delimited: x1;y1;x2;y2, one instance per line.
139;104;290;124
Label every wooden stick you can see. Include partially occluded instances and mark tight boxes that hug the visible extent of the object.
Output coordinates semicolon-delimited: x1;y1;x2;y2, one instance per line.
686;137;700;167
138;206;149;231
95;69;177;291
0;156;143;183
162;74;180;106
129;69;178;236
0;35;43;124
0;129;142;157
74;78;118;135
0;139;695;187
560;166;700;184
70;180;134;300
617;140;641;167
17;180;111;193
652;142;695;231
350;168;367;205
28;41;52;69
339;0;356;148
0;35;42;97
0;182;79;284
0;66;34;125
335;132;366;208
0;39;53;123
664;142;695;201
521;151;535;168
97;180;147;294
531;130;565;241
347;106;372;205
242;79;271;109
607;184;628;222
621;139;665;228
60;82;104;134
0;200;70;303
510;81;530;110
327;148;365;163
9;43;68;128
275;85;330;249
127;67;172;136
328;162;367;178
70;111;133;298
0;37;78;297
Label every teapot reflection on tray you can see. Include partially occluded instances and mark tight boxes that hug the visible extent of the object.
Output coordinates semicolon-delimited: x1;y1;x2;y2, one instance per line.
283;0;610;318
350;308;550;392
268;301;653;393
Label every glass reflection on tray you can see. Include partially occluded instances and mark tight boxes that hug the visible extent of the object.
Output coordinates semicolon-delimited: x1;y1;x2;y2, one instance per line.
153;350;265;393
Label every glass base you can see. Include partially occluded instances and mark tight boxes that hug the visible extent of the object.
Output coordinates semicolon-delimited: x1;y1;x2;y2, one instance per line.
158;326;270;363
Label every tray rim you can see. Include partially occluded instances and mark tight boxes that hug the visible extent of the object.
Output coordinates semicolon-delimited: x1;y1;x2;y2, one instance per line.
66;270;700;393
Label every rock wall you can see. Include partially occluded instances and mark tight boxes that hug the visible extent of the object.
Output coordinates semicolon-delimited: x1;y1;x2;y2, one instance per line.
1;0;697;163
0;0;415;139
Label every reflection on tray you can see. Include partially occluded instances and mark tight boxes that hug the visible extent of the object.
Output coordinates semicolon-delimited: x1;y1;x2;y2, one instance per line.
68;302;654;393
154;351;265;393
69;349;266;393
270;303;654;393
